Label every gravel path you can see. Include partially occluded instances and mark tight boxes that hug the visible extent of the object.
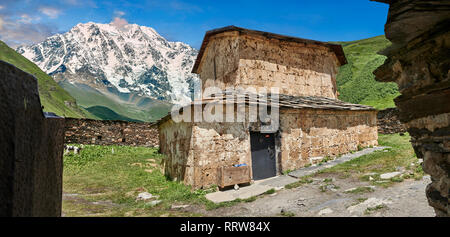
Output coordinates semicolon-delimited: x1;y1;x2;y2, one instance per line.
202;174;435;217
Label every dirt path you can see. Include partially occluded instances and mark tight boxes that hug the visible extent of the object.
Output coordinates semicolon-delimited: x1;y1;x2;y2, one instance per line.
201;174;435;217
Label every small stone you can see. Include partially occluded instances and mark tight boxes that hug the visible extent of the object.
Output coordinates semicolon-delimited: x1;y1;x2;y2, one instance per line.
418;159;423;164
369;176;374;181
148;200;161;206
344;187;357;192
136;192;153;201
364;172;377;176
318;208;333;216
380;172;402;179
234;184;240;190
171;204;190;209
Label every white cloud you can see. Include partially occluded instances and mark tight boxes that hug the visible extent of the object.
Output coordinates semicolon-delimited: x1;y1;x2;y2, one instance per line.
64;0;97;8
0;14;55;48
111;17;128;29
114;10;125;17
110;10;128;29
0;5;4;10
39;7;62;19
169;1;202;13
18;14;40;24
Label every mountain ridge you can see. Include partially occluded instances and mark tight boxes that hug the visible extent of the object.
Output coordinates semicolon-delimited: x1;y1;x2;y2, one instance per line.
17;22;199;105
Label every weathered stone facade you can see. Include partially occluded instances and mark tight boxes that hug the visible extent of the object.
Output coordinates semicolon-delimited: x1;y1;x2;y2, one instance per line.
194;27;345;99
0;60;64;217
377;108;407;134
159;103;377;189
159;26;378;189
373;0;450;216
280;109;378;171
65;118;158;147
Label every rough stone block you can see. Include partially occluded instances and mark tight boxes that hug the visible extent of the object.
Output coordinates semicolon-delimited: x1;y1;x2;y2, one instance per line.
0;60;64;217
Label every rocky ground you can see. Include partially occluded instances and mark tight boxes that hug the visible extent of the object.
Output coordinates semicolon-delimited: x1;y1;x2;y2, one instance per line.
199;174;435;217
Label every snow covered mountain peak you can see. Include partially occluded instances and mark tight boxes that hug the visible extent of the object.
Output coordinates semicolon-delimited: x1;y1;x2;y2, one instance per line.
17;22;199;104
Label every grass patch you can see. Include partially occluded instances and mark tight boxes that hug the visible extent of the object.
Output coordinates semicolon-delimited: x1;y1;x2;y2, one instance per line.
317;133;422;187
280;211;296;217
335;35;399;110
319;183;340;192
285;176;313;189
357;197;368;203
349;197;368;207
344;186;375;194
364;204;387;215
265;189;276;195
63;144;224;217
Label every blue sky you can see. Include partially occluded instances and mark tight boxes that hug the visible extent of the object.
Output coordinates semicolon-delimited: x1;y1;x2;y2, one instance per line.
0;0;389;48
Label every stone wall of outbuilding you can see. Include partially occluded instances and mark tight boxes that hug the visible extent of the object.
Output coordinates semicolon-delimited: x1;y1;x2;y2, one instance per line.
159;106;378;189
64;118;158;147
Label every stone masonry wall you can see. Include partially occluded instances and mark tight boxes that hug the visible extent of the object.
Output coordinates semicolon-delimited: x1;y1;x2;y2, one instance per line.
280;109;378;172
0;60;64;217
377;108;407;134
198;32;340;99
373;0;450;216
159;119;194;185
159;104;377;189
159;114;251;189
65;118;158;147
199;32;240;90
238;34;339;99
189;121;251;188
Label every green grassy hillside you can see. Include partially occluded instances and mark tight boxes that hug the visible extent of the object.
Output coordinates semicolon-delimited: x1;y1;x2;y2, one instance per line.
59;81;171;122
85;106;143;122
336;36;399;109
0;40;90;118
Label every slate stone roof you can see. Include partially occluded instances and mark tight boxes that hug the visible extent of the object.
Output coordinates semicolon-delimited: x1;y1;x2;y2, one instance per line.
197;92;375;111
155;92;375;126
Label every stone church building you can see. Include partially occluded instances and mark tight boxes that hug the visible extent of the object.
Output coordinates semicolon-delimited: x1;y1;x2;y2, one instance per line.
157;26;378;189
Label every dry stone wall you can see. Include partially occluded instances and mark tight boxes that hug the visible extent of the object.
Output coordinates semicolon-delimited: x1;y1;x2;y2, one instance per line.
65;118;158;147
377;108;407;134
373;0;450;216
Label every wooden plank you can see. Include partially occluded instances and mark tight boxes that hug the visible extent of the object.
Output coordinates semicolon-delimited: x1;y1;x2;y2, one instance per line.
217;166;251;188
